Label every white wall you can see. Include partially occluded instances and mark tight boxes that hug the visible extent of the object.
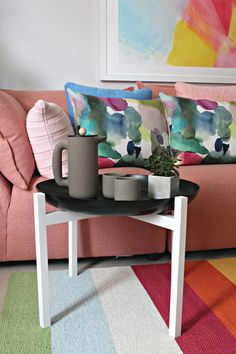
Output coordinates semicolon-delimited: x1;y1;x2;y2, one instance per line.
0;0;128;90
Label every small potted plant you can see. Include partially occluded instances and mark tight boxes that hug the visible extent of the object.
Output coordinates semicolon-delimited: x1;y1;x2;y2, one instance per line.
144;147;180;199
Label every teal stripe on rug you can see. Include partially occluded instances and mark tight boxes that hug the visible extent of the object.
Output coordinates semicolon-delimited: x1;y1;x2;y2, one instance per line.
49;270;116;354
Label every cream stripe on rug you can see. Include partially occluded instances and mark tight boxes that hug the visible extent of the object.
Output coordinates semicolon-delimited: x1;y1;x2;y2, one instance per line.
91;267;182;354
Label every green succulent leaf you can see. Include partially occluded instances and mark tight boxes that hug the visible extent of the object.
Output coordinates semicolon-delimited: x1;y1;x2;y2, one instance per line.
144;146;180;177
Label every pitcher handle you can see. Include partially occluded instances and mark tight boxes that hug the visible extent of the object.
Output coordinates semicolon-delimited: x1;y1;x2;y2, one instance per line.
52;141;68;187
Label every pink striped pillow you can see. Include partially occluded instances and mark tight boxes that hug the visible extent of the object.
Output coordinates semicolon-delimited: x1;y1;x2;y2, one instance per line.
26;100;73;178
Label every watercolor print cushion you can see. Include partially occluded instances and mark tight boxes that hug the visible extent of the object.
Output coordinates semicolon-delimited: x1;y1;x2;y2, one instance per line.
64;82;152;132
159;93;236;165
65;92;169;168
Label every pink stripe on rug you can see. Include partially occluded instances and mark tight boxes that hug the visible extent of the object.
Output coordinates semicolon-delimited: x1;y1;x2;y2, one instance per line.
132;263;236;354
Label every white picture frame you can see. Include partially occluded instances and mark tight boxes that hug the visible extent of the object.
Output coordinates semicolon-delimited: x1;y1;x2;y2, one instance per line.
99;0;236;83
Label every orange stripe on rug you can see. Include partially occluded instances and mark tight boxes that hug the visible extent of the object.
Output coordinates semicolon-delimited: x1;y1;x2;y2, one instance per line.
185;260;236;338
208;258;236;285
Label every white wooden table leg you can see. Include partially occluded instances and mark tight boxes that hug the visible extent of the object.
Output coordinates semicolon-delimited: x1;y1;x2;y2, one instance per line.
68;219;78;277
33;193;51;328
169;196;188;338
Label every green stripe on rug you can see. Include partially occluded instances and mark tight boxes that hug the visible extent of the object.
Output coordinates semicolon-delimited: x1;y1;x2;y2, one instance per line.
0;272;51;354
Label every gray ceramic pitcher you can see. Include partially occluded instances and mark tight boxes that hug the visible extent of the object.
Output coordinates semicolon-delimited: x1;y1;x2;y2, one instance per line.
52;135;106;198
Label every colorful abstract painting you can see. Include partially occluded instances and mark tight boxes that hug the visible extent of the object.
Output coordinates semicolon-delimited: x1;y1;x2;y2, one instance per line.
100;0;236;82
167;0;236;68
119;0;236;68
118;0;186;66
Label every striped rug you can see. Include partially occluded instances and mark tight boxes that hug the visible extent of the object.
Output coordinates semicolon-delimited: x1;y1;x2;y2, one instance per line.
0;258;235;353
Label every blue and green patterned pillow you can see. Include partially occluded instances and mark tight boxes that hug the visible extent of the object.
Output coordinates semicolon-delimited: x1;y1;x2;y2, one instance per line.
65;82;152;132
65;88;168;168
160;93;236;165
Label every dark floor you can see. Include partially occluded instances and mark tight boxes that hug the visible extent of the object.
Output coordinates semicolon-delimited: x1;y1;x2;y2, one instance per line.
1;248;236;273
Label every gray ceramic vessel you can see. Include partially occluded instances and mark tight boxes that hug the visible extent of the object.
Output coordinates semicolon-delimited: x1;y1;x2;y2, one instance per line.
52;135;106;198
102;172;126;199
114;176;141;201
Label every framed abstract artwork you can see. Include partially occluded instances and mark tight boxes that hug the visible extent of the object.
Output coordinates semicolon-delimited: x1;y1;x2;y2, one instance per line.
99;0;236;83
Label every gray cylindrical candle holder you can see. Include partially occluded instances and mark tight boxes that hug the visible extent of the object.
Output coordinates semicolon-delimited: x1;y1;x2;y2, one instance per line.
114;176;141;201
102;173;126;199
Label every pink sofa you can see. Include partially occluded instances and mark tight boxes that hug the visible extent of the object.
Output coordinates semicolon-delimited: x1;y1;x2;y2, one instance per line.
0;90;167;262
0;90;236;262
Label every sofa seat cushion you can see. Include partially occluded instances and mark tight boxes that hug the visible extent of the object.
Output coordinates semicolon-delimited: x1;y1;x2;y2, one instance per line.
0;91;35;189
168;164;236;251
7;175;67;261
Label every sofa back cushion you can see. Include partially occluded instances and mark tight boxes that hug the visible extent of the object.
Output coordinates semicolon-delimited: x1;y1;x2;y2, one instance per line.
26;99;74;178
4;90;68;113
175;82;236;101
136;81;176;99
0;91;35;189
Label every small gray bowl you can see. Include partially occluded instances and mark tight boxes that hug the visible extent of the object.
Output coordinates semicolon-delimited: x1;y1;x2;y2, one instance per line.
114;176;141;201
102;173;126;199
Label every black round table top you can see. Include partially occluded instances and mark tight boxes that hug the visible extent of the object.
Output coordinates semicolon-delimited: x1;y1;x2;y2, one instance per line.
36;175;199;216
